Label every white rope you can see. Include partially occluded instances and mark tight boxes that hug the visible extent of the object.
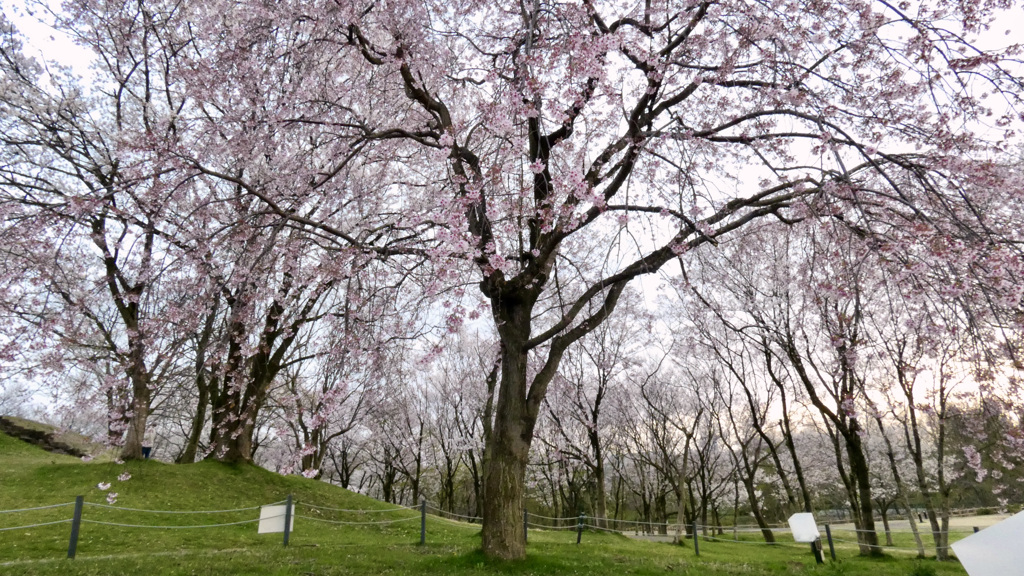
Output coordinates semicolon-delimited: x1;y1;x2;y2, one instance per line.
0;502;75;514
84;502;262;514
835;525;975;535
698;534;785;546
526;512;581;522
526;521;578;531
296;514;418;526
829;536;954;551
426;514;477;527
425;506;481;522
80;518;260;529
583;523;622;532
299;503;413;513
604;517;677;527
0;519;72;531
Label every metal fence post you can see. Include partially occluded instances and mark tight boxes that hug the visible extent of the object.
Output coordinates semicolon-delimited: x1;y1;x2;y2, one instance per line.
523;509;528;544
692;521;699;556
576;513;584;545
283;494;293;546
825;524;836;561
420;498;427;545
67;495;84;559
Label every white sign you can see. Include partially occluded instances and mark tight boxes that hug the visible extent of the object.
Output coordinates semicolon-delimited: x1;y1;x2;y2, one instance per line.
258;504;295;534
951;510;1024;576
787;513;820;543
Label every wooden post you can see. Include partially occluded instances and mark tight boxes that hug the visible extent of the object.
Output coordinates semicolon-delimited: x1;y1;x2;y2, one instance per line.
420;498;427;545
812;539;823;564
523;509;528;544
693;521;699;556
67;495;84;559
283;494;293;546
576;513;584;545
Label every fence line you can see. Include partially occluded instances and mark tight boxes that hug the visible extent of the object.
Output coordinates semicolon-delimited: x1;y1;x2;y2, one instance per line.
296;514;419;526
80;518;262;529
526;521;578;531
83;502;262;514
424;504;481;522
0;502;75;514
829;525;976;535
699;534;792;546
828;536;953;551
0;519;72;532
426;512;481;527
1;493;983;564
525;511;580;522
298;502;413;513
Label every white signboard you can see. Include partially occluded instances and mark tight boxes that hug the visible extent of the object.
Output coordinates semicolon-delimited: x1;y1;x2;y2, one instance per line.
951;510;1024;576
787;513;820;543
258;503;295;534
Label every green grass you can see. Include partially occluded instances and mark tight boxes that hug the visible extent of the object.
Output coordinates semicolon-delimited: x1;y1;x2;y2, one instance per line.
0;432;969;576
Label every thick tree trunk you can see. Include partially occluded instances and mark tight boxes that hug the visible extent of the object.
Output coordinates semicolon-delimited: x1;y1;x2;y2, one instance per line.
846;430;882;555
119;355;151;460
209;411;256;463
481;340;532;557
477;261;623;559
481;440;529;559
120;379;150;460
481;317;533;560
673;480;688;544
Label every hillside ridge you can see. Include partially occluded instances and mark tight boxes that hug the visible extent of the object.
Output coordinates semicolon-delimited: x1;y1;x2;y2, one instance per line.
0;415;92;458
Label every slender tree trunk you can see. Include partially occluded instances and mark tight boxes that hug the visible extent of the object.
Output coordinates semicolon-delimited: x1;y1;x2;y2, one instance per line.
742;475;776;543
178;304;218;464
906;499;926;558
178;373;211;463
767;353;813;513
593;463;607;528
876;414;924;557
880;506;893;546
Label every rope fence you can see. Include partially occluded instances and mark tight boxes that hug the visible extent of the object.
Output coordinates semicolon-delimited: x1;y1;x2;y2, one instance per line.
0;518;73;532
0;502;75;514
296;514;419;526
83;502;263;514
80;518;262;529
1;495;985;564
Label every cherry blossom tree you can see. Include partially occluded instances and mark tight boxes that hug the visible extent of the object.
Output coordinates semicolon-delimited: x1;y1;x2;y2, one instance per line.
4;0;1024;559
0;12;198;459
202;0;1021;558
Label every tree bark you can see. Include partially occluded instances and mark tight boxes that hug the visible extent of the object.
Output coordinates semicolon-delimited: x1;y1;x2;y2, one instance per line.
120;373;151;460
481;307;533;559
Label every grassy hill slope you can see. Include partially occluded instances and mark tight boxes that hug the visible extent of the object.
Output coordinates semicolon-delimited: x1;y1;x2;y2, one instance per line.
0;432;967;576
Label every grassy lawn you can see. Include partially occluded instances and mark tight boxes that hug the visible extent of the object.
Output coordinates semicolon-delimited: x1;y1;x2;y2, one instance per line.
0;433;969;576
